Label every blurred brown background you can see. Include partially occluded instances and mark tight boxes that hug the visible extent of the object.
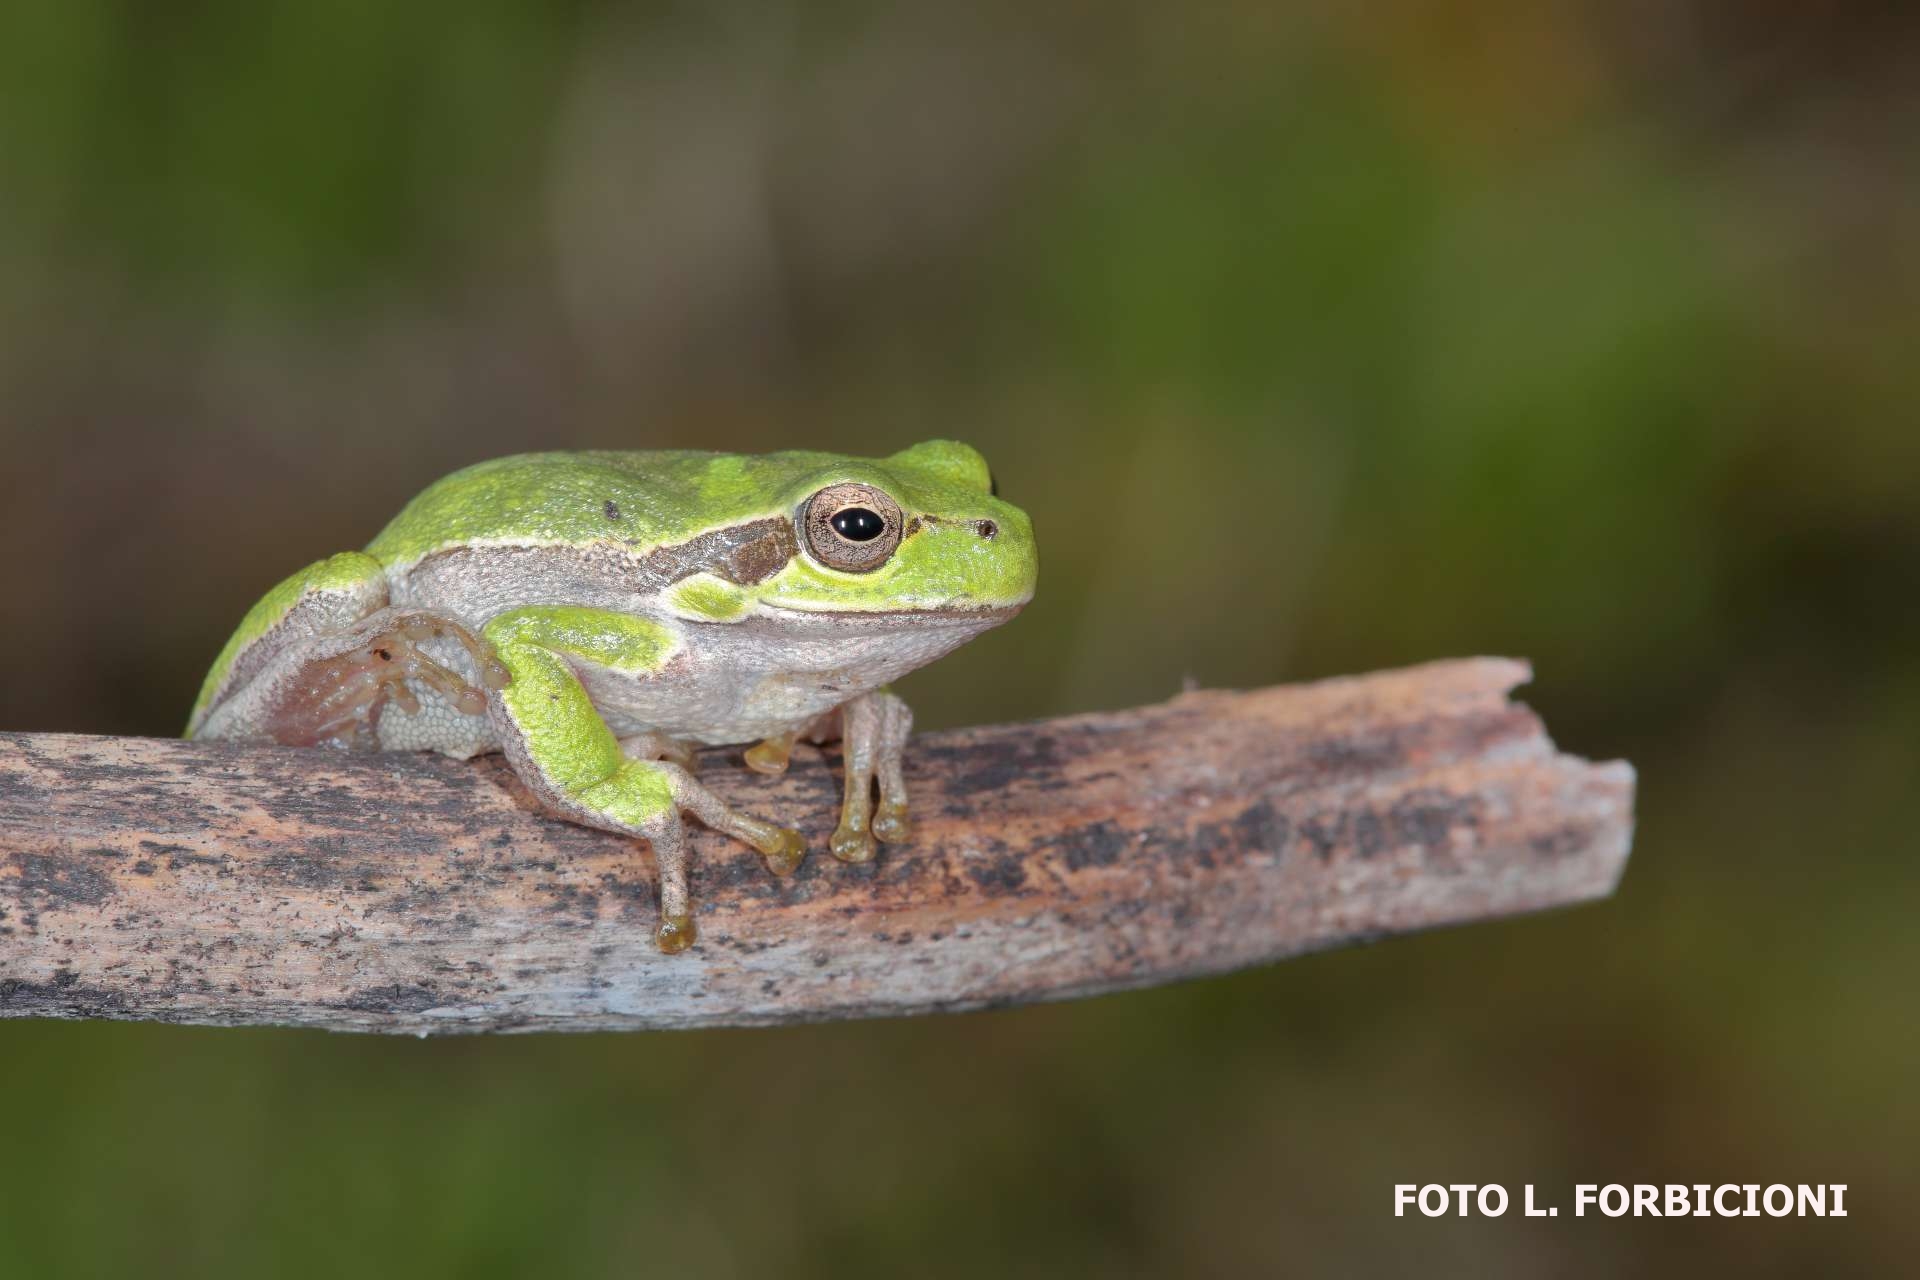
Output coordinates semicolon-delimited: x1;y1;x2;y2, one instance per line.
1;2;1915;1276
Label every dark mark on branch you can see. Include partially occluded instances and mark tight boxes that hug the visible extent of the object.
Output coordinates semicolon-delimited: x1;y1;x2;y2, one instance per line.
1177;800;1290;871
1300;812;1347;862
931;734;1064;799
1047;821;1129;871
4;854;116;909
336;984;442;1014
1531;824;1590;857
1393;789;1474;850
965;842;1029;895
0;971;132;1018
140;840;225;873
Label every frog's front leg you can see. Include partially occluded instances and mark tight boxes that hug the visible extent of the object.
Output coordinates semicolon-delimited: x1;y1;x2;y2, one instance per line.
822;690;915;864
483;607;807;953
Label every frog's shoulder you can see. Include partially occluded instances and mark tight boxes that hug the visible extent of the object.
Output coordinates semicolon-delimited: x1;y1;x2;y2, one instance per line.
366;449;842;568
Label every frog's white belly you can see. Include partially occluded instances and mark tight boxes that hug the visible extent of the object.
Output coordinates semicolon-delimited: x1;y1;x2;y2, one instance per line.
580;608;996;744
375;541;1012;752
374;605;1002;754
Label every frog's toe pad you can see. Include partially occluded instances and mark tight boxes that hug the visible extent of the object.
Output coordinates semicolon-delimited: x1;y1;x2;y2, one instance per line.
830;824;877;864
744;736;795;775
872;801;913;844
656;912;698;954
758;828;807;877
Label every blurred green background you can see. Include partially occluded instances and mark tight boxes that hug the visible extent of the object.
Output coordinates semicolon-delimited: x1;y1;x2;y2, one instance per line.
1;2;1915;1275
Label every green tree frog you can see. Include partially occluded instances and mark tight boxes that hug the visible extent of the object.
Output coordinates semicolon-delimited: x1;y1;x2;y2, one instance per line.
187;441;1037;952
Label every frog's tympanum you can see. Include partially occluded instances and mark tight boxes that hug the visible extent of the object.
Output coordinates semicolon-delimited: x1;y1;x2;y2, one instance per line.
188;443;1037;952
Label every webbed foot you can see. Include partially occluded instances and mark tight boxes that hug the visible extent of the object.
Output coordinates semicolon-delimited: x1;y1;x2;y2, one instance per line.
367;612;512;716
271;609;510;748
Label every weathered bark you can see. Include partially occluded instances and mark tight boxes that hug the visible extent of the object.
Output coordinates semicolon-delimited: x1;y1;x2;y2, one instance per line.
0;658;1633;1034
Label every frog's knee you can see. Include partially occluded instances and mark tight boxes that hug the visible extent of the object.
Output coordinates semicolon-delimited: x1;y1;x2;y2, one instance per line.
304;550;387;591
238;553;390;648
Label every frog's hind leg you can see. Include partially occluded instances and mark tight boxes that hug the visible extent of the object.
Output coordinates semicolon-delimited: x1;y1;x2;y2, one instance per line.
253;609;508;749
823;690;915;864
191;551;507;750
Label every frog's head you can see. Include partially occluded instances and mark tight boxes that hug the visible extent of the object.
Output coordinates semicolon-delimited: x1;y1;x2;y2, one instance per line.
755;440;1037;619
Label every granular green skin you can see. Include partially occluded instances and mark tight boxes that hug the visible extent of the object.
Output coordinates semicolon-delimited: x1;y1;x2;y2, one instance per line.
364;443;995;570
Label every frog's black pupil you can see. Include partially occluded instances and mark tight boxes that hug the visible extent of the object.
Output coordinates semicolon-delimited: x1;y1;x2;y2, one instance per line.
830;507;884;542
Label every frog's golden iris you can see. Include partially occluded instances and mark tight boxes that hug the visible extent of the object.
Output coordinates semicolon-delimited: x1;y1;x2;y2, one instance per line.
803;481;904;573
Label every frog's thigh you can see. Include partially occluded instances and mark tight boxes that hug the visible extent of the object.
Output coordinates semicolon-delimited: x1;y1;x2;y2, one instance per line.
188;552;388;736
483;608;808;949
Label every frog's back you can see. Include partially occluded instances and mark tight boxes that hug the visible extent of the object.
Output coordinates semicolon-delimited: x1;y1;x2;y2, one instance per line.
366;449;839;569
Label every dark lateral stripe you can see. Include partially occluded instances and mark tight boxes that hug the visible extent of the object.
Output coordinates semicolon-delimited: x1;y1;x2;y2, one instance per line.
640;516;797;586
403;516;801;599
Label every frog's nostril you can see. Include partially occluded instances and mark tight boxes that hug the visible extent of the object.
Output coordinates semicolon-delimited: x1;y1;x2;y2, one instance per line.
974;519;998;540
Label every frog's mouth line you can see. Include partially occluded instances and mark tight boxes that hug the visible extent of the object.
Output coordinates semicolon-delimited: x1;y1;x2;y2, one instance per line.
757;601;1027;625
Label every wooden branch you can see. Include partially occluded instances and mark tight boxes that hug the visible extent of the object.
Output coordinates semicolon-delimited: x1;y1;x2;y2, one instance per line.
0;658;1633;1035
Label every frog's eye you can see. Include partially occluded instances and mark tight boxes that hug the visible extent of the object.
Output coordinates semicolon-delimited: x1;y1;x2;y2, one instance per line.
802;482;903;573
